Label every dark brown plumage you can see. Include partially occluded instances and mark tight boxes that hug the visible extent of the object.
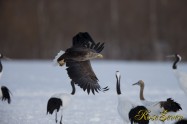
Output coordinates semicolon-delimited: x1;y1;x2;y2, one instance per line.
56;32;109;94
57;32;104;66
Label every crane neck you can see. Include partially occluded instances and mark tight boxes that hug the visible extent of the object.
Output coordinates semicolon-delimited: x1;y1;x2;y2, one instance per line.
0;60;2;73
116;75;121;95
173;56;180;69
140;85;145;100
70;81;76;95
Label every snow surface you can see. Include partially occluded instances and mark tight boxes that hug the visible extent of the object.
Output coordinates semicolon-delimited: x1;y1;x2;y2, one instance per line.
0;60;187;124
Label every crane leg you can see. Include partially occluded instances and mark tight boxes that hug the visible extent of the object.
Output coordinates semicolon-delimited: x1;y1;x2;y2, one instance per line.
55;111;58;123
60;112;63;124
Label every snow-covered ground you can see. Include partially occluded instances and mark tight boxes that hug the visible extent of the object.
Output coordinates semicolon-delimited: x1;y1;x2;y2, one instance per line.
0;60;187;124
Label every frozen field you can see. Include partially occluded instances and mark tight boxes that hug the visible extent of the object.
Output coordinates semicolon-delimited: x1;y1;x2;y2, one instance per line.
0;60;187;124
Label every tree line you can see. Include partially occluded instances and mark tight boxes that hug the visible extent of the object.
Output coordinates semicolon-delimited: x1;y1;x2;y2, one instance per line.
0;0;187;60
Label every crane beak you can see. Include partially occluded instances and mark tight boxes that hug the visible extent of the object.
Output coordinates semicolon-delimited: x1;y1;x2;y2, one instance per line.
3;56;12;60
97;54;103;58
1;55;12;60
166;55;175;58
132;82;139;86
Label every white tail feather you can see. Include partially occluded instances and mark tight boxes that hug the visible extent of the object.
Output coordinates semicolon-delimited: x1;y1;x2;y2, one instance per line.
53;50;65;66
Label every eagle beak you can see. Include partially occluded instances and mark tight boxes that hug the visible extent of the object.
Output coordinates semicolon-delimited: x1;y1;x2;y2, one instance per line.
97;54;103;58
58;59;65;66
132;82;139;86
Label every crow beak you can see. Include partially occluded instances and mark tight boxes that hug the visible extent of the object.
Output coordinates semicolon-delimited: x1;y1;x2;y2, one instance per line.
97;54;103;58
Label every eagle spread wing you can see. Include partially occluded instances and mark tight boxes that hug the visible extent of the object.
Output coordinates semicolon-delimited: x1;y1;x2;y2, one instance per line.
64;32;108;94
72;32;104;53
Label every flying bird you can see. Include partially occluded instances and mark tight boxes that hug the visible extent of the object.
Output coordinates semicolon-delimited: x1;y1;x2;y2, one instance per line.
167;54;187;96
116;71;149;124
133;80;182;120
55;32;104;66
54;32;109;94
0;53;12;104
47;81;75;124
